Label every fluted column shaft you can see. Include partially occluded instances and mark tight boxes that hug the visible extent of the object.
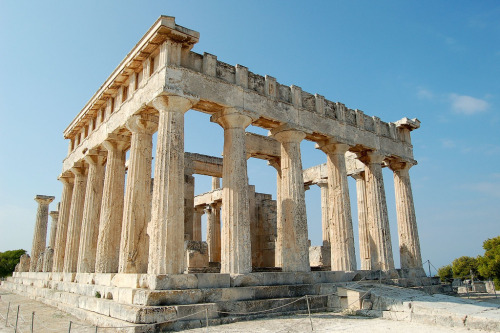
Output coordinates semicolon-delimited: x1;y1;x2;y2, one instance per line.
268;159;282;268
95;138;127;273
48;211;59;250
30;195;55;271
353;173;371;270
118;115;157;273
184;173;195;241
212;177;220;190
213;109;252;274
193;207;203;241
317;182;330;247
318;142;356;271
391;161;422;269
206;202;221;262
53;176;74;272
272;129;310;272
77;151;106;273
361;152;394;270
63;166;88;273
148;95;193;274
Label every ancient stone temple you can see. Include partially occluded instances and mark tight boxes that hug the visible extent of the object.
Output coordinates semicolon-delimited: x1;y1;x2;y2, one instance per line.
3;16;435;331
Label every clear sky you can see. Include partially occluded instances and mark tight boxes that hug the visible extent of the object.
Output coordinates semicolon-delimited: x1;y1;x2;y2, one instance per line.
0;1;498;273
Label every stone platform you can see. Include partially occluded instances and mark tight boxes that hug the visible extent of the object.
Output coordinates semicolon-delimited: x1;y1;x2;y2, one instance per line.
1;269;437;332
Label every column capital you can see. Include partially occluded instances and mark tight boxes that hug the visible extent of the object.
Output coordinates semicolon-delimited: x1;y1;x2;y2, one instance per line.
267;157;281;172
388;158;415;172
126;113;159;135
34;195;55;205
357;150;385;165
316;180;329;188
316;139;350;155
58;172;75;185
49;211;59;219
211;200;222;210
194;205;206;214
351;172;365;181
211;107;254;129
102;134;129;152
151;95;195;114
271;126;306;144
70;162;87;177
83;149;106;166
203;205;212;214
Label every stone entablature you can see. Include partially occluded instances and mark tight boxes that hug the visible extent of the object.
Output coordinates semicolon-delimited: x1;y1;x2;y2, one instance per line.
61;16;419;174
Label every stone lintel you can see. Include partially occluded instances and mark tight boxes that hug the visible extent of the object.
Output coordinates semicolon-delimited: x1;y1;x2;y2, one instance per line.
395;117;421;131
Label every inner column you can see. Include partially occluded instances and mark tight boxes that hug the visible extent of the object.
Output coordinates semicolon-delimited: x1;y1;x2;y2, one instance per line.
30;195;55;271
52;174;74;272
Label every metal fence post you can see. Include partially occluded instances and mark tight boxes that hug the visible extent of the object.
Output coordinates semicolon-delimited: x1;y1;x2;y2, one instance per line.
14;305;19;333
31;311;35;333
5;301;10;327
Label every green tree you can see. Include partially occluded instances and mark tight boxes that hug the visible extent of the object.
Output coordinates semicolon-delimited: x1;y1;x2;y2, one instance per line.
0;249;26;278
438;264;453;282
477;236;500;290
452;256;481;280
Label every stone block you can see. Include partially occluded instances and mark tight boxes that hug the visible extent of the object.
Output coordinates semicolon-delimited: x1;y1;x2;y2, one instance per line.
195;273;231;288
94;273;116;286
62;273;76;282
111;273;142;288
75;273;95;284
147;274;198;290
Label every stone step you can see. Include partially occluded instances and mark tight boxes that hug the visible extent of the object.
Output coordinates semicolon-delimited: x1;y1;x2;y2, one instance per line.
2;280;333;325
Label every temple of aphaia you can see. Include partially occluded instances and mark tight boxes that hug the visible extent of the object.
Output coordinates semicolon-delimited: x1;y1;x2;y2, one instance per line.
3;16;437;331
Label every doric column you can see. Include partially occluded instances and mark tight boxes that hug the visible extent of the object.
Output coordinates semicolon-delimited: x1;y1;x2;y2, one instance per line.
193;206;204;241
271;127;310;272
53;174;74;272
63;164;88;273
212;108;253;274
118;114;157;274
352;172;371;270
358;151;394;270
317;141;356;271
148;95;194;274
30;195;55;271
95;136;127;273
268;158;282;268
77;150;106;273
212;177;220;190
184;172;195;241
48;210;59;250
206;202;221;263
316;181;330;247
389;160;423;269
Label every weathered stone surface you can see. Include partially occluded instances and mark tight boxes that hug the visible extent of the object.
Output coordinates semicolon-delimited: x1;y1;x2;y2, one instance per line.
212;108;253;274
95;136;127;273
272;127;309;272
29;195;55;272
53;175;73;272
48;210;59;249
119;114;157;274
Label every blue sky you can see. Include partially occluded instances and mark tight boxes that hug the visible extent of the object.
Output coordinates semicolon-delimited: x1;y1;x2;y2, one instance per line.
0;1;498;273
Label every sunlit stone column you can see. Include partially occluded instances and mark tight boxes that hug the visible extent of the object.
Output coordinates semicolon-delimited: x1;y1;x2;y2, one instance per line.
48;210;59;250
268;158;282;268
318;141;356;271
206;202;221;263
193;206;204;241
63;164;88;273
184;172;195;241
389;160;423;269
53;174;74;272
77;150;106;273
316;181;330;247
212;177;220;190
212;108;253;274
358;151;394;270
30;195;55;271
95;136;127;273
272;127;310;272
148;95;194;274
118;114;157;274
352;172;371;270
